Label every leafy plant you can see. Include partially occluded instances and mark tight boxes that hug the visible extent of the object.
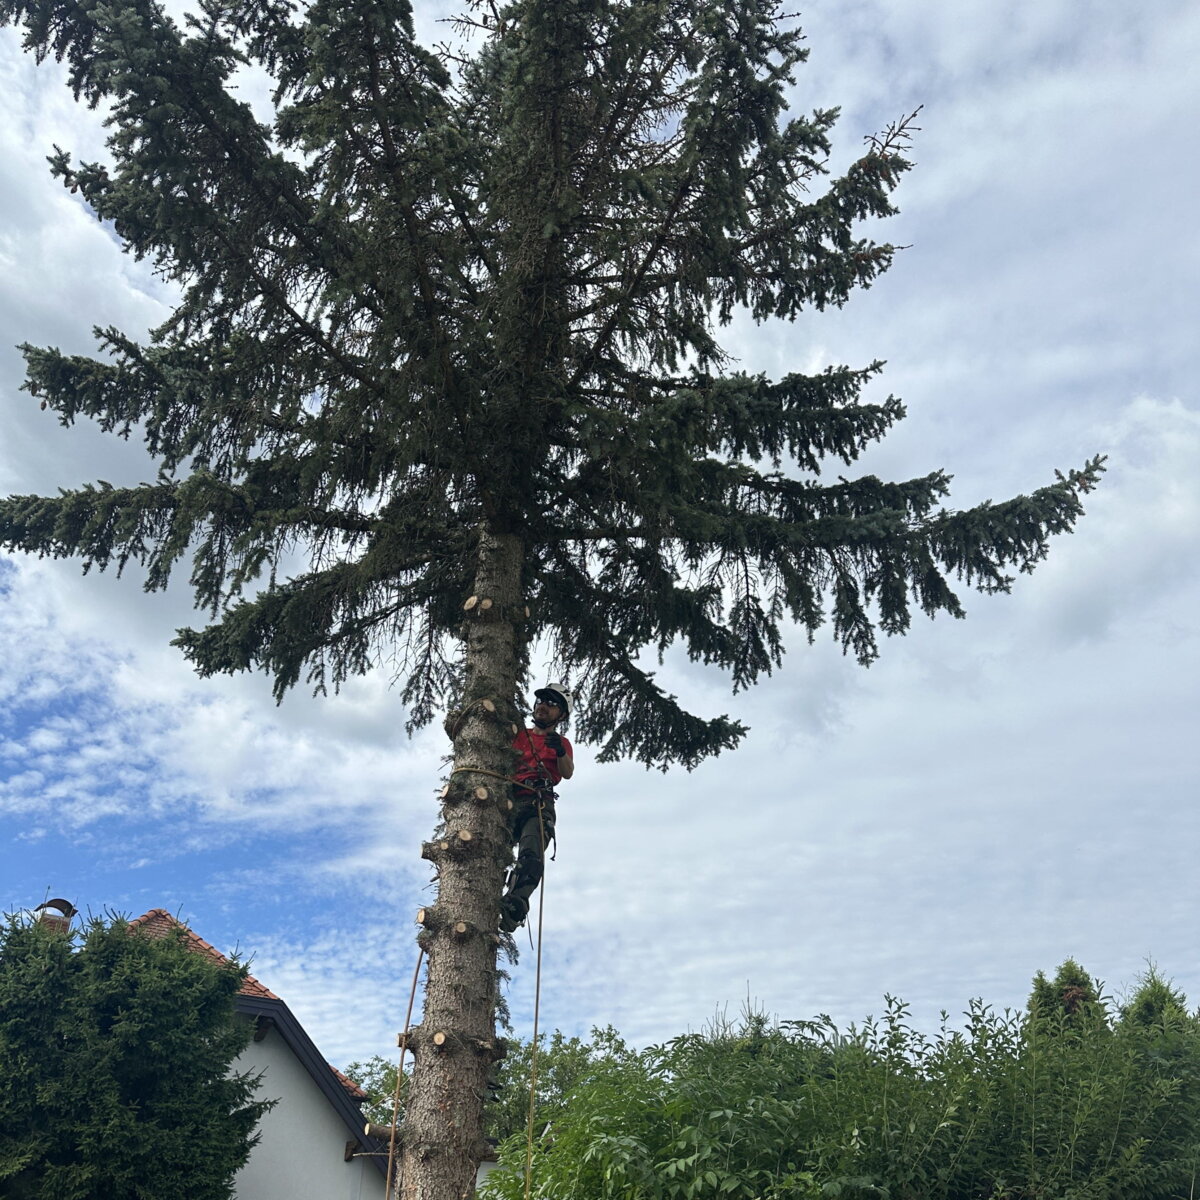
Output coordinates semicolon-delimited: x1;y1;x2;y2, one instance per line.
483;968;1200;1200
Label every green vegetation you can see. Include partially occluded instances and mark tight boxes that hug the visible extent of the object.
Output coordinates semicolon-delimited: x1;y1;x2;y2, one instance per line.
481;967;1200;1200
0;913;270;1200
347;1026;628;1142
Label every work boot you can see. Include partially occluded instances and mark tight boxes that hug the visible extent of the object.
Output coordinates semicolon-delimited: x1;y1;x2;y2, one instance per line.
499;894;529;933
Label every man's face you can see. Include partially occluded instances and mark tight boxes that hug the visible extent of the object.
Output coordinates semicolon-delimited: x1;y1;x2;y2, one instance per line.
533;699;563;725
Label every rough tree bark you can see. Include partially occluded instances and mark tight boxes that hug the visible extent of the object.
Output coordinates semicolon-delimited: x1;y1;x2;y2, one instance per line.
399;527;525;1200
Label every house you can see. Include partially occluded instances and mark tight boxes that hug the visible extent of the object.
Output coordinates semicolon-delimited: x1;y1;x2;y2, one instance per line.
129;909;389;1200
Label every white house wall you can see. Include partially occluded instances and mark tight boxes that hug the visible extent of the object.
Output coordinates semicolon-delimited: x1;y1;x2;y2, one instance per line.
233;1026;386;1200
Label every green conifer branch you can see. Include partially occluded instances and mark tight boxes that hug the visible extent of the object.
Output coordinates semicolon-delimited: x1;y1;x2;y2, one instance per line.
0;0;1105;770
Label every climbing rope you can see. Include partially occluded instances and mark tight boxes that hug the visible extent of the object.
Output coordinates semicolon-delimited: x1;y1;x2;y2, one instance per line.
444;696;496;741
385;946;426;1200
523;801;548;1200
394;722;555;1199
450;765;518;784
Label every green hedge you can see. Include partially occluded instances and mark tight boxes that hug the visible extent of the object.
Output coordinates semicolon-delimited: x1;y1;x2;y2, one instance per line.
485;965;1200;1200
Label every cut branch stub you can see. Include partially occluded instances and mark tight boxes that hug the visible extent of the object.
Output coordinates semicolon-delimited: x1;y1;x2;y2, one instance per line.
447;829;475;855
451;921;470;940
472;785;489;802
479;598;493;611
423;829;476;861
463;595;479;611
480;698;496;713
431;1031;448;1051
365;1121;398;1141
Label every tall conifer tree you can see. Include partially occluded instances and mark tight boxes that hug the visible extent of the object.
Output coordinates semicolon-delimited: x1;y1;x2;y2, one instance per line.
0;0;1101;1195
0;914;267;1198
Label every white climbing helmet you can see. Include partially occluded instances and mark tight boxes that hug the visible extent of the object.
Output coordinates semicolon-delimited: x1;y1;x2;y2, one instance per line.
534;683;571;716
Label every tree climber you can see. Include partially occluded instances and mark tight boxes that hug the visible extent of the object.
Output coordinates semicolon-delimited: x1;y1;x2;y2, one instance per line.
499;684;574;933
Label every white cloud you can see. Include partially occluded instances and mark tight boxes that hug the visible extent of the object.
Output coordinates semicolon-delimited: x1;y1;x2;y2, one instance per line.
1;0;1198;1069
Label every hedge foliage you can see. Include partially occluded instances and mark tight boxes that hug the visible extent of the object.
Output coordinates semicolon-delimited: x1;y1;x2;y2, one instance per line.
485;963;1200;1200
0;913;270;1200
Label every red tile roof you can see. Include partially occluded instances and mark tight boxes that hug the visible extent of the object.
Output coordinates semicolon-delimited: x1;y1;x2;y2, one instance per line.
129;908;281;1000
329;1064;369;1098
128;909;367;1103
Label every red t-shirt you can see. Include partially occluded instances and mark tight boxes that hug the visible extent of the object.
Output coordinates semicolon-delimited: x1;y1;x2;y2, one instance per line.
512;727;573;788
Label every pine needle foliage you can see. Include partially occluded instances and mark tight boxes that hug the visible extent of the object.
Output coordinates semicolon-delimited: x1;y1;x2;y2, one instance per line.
0;912;269;1200
0;0;1102;769
490;969;1200;1200
1027;957;1106;1031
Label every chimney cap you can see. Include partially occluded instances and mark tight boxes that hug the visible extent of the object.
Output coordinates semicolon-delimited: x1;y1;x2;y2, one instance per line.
33;899;77;931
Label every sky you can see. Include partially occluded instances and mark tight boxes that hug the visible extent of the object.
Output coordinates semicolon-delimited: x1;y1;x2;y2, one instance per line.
1;0;1197;1076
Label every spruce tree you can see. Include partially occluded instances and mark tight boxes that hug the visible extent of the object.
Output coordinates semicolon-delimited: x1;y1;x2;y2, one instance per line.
1027;959;1107;1029
0;913;267;1199
0;0;1102;1196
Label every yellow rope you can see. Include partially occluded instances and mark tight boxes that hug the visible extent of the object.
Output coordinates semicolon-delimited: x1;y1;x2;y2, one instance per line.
385;947;426;1200
523;803;548;1200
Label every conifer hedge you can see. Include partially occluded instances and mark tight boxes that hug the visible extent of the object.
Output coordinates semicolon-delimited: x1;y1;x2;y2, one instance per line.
0;913;270;1200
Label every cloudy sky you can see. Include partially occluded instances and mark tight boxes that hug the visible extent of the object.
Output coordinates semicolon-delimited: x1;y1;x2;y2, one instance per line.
1;0;1197;1075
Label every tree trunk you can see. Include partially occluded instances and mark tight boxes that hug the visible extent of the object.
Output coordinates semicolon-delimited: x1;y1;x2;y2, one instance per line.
398;526;524;1200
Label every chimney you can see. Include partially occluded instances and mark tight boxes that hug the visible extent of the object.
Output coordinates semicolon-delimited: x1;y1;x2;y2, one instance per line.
33;898;77;934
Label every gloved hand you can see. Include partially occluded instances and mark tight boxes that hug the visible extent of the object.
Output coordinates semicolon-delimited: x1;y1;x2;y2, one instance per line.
543;731;565;756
